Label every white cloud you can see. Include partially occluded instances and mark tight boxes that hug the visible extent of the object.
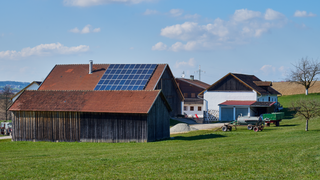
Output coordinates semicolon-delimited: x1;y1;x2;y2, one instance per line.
233;9;261;22
93;28;101;32
294;10;316;17
69;27;80;33
63;0;154;7
175;58;195;68
170;9;184;17
144;9;158;15
156;8;287;51
152;42;167;51
70;24;101;34
0;42;89;60
264;8;285;20
260;65;276;74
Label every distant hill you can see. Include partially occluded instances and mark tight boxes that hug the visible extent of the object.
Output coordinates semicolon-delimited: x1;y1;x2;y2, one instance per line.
0;81;31;92
272;81;320;96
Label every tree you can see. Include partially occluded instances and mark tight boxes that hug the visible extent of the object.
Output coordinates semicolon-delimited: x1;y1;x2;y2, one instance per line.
291;99;320;131
287;57;320;95
1;85;13;121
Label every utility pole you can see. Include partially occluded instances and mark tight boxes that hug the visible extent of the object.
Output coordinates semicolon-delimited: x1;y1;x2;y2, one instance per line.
195;65;205;81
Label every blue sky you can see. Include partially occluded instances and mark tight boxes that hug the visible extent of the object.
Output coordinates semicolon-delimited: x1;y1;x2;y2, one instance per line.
0;0;319;85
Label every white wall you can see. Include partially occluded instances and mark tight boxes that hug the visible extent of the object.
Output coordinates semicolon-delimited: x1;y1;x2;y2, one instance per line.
183;104;204;118
257;95;278;102
204;90;257;111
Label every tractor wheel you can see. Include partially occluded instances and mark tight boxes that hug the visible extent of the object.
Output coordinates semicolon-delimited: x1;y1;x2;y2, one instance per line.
275;121;280;126
228;126;232;131
247;125;253;130
253;126;259;132
222;126;228;132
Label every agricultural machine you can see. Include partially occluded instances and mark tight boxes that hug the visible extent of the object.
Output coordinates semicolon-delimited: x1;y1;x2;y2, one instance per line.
221;112;284;132
1;122;12;136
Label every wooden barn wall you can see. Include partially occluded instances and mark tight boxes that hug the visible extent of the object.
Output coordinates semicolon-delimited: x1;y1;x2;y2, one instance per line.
155;67;181;116
208;75;252;91
11;111;80;142
147;95;170;142
176;79;204;98
80;113;148;143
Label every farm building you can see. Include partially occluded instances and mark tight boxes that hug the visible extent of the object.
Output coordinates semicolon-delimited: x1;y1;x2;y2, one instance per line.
9;61;183;142
176;76;210;118
9;90;171;142
38;62;183;116
200;73;281;121
11;81;42;102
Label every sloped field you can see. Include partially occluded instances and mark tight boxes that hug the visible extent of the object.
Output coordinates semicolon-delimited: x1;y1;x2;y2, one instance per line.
272;81;320;95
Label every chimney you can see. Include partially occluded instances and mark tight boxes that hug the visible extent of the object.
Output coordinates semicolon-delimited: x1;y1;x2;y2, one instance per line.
190;75;194;81
89;60;93;74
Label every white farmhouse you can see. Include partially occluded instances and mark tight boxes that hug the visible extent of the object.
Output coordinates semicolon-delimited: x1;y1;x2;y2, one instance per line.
200;73;281;121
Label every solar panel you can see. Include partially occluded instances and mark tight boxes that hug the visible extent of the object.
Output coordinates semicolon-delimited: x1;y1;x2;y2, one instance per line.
94;64;157;91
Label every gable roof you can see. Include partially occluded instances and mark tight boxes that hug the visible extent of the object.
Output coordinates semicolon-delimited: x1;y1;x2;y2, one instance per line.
11;81;42;101
176;78;210;89
9;90;171;114
199;73;281;96
38;64;109;91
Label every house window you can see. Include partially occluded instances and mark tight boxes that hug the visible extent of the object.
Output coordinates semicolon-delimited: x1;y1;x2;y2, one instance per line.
198;106;202;111
184;93;188;98
184;106;187;111
268;97;270;101
190;106;194;111
191;93;196;98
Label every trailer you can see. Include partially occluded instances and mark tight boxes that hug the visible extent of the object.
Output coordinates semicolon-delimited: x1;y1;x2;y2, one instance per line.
263;112;284;127
221;116;264;132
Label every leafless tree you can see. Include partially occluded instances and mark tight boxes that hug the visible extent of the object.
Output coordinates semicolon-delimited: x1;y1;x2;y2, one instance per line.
287;57;320;95
1;85;13;121
291;99;320;131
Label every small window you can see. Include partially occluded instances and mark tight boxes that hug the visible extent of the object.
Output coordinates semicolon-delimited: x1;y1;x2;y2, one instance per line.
268;97;270;101
191;93;196;98
190;106;194;111
198;106;202;111
184;106;187;111
183;93;188;98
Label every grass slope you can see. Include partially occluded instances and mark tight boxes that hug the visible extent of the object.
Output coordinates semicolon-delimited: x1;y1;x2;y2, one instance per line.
0;96;319;179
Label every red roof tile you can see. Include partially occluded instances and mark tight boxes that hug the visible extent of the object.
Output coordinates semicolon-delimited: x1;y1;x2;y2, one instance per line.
38;64;109;91
9;90;170;114
219;101;256;106
144;64;166;90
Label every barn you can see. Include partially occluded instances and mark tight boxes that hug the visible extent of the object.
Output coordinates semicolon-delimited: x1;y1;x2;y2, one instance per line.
9;61;183;142
9;90;171;142
200;73;281;121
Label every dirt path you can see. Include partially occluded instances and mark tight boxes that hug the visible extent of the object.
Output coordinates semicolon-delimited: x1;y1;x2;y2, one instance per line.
0;136;11;140
190;123;226;130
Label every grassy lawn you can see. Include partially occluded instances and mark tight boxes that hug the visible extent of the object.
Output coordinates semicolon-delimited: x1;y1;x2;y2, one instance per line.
0;96;319;179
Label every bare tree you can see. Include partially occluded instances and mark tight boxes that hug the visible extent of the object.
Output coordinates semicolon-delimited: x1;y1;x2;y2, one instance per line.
1;85;13;121
291;99;320;131
287;57;320;95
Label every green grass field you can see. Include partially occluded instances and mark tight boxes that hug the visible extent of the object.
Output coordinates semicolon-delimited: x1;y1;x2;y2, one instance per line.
0;95;319;179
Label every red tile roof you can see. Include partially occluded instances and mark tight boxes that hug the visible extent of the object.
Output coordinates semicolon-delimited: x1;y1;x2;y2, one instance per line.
144;64;166;90
38;64;109;91
219;101;256;106
219;100;276;107
9;90;171;114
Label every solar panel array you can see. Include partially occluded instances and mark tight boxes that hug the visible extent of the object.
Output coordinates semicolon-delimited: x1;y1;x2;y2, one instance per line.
94;64;157;91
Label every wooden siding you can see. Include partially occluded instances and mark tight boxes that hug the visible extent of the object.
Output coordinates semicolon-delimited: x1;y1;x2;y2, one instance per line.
80;113;148;143
208;75;252;91
147;95;170;142
12;111;80;142
155;67;181;116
